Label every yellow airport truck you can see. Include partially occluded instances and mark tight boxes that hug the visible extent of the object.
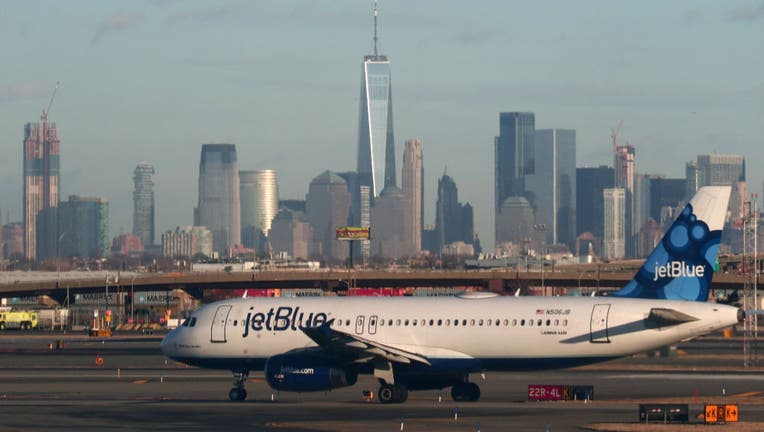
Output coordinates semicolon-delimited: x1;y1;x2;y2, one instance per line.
0;310;39;330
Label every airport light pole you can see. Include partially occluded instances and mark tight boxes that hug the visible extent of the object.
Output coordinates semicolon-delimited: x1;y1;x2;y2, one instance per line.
534;224;548;295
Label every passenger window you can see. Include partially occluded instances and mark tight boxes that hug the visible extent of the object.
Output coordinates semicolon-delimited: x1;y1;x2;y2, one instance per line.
346;319;351;326
370;318;376;327
554;319;559;326
454;319;459;327
546;319;551;326
497;319;502;326
563;319;568;326
486;319;491;327
437;319;442;326
462;319;467;326
520;319;525;326
478;319;484;326
429;319;434;326
529;319;534;327
404;319;409;326
470;319;475;326
512;319;517;326
537;319;543;326
412;319;417;326
396;319;401;326
379;319;384;326
388;320;393;326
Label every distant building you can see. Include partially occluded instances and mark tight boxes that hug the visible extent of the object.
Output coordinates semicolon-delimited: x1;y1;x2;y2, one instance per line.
402;139;423;253
495;196;534;251
23;121;61;260
239;170;279;252
434;173;474;254
649;177;686;224
635;218;663;258
526;129;576;249
603;188;626;260
2;222;24;259
162;226;213;258
615;144;636;256
371;186;412;259
269;209;313;260
696;154;745;186
306;171;350;262
356;2;395;198
196;144;241;255
111;234;143;256
132;161;155;248
337;172;371;263
576;166;614;240
495;112;535;207
58;196;109;258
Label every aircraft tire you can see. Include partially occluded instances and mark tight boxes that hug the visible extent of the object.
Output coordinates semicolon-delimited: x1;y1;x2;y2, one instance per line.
393;384;408;403
465;382;480;402
229;387;246;401
378;384;395;404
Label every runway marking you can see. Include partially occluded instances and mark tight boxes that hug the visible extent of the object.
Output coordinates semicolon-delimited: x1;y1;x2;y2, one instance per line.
131;379;149;384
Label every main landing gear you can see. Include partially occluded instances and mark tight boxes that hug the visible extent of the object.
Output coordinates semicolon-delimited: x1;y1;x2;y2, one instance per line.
451;382;480;402
377;382;409;404
229;370;249;401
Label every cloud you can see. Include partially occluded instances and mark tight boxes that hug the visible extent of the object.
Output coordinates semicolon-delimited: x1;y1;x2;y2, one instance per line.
0;81;52;103
92;11;144;44
728;2;764;21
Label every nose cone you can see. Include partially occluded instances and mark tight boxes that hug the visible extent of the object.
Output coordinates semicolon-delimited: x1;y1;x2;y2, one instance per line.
161;329;177;358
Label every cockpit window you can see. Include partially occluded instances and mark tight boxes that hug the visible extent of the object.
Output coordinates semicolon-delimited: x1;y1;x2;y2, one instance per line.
182;318;190;327
189;317;197;327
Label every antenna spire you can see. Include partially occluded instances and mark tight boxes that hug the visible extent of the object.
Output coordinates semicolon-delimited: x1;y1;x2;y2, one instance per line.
373;0;379;57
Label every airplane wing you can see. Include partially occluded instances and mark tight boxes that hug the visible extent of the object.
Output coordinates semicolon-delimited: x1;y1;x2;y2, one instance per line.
300;320;432;366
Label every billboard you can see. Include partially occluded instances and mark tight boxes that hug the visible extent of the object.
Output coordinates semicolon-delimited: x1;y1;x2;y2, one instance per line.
335;226;370;241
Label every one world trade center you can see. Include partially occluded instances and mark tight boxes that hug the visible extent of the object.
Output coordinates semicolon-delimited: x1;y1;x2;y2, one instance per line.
356;1;396;199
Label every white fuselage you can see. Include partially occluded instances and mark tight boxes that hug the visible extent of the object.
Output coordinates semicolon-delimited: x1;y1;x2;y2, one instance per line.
162;294;740;369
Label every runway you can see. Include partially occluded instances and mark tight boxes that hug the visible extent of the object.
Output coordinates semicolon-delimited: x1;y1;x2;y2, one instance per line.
0;333;763;431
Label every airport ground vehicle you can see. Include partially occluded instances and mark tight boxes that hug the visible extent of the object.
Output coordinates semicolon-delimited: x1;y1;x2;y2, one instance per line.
0;309;39;330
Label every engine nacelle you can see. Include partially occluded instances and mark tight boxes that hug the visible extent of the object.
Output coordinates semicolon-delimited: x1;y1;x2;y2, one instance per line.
265;353;357;392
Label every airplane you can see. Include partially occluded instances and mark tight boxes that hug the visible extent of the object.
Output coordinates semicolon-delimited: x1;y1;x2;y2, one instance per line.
161;186;742;404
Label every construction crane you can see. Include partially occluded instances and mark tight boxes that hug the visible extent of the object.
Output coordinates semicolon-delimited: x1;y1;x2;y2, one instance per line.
40;81;60;123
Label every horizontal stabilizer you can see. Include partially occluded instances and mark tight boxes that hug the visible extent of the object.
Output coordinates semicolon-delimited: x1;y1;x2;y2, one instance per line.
646;308;699;327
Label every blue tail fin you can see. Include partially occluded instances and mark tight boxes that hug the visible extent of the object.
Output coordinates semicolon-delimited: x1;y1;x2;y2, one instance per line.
612;186;731;301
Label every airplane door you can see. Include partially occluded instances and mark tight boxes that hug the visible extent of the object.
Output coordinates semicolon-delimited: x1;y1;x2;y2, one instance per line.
355;315;365;335
211;305;232;343
368;315;378;335
590;304;611;343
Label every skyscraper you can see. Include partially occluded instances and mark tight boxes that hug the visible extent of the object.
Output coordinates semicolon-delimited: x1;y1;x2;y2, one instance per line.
495;112;535;208
614;144;636;256
58;196;109;258
603;188;626;260
132;161;155;248
696;154;745;186
196;144;241;255
402;139;423;253
525;129;576;249
356;1;396;198
239;170;279;251
306;171;350;262
435;173;474;254
576;166;614;240
23;121;60;260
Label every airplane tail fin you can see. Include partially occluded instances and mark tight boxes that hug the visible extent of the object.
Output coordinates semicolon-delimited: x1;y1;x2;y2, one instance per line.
611;186;731;301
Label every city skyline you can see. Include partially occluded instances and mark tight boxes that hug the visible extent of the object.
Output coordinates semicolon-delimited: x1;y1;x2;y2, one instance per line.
1;1;763;253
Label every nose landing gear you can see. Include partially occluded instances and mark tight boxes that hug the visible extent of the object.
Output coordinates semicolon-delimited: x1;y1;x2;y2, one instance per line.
229;370;249;401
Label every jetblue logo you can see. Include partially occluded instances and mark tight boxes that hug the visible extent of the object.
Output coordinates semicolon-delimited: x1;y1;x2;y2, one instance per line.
242;306;328;337
653;261;705;281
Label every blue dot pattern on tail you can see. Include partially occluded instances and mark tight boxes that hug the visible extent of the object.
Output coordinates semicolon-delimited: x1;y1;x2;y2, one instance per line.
613;203;721;301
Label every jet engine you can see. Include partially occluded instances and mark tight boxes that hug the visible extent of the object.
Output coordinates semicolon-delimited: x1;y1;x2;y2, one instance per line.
264;353;357;392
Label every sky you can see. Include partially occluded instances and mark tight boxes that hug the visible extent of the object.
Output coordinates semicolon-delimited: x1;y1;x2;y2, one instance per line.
1;0;762;252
